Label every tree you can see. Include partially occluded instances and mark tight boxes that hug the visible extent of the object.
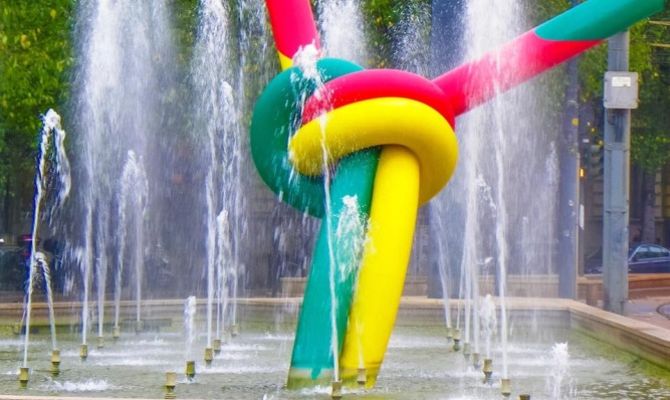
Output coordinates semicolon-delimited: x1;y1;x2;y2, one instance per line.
0;1;74;234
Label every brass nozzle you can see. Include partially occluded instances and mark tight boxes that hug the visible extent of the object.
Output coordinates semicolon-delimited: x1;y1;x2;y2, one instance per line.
356;368;367;385
18;367;29;388
80;344;88;361
204;348;213;366
185;360;196;380
501;378;512;398
331;380;342;399
165;371;177;399
51;349;61;376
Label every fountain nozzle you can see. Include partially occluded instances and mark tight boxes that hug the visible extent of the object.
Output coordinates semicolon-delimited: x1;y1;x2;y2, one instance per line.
452;329;461;352
80;344;88;361
135;320;144;334
518;395;530;400
446;327;453;343
185;360;196;380
331;380;342;399
472;352;481;369
231;324;240;337
501;378;512;398
463;342;471;360
165;371;177;399
482;358;493;384
18;367;29;388
97;335;105;349
51;349;61;376
213;339;222;355
357;368;367;386
112;325;120;341
204;347;213;366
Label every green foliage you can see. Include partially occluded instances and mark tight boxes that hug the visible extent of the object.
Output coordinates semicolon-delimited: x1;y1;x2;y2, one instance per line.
1;0;669;200
361;0;428;67
0;0;74;190
171;0;199;69
577;8;670;174
630;17;670;173
631;9;670;173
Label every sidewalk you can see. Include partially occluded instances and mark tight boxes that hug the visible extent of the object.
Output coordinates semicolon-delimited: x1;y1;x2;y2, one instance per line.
627;295;670;331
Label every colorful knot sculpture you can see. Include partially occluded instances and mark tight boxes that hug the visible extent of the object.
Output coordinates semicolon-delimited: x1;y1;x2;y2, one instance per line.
249;0;666;389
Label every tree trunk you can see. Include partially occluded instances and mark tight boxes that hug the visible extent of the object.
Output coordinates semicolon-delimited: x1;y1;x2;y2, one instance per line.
641;170;657;243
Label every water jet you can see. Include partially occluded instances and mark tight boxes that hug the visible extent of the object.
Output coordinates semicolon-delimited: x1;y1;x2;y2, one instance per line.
472;352;481;369
463;342;471;360
483;358;493;384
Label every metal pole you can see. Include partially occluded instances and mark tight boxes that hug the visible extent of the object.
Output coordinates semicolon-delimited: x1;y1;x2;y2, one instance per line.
602;32;631;315
557;56;580;299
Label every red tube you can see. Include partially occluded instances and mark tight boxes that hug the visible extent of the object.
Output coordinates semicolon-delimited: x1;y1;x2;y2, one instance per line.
433;31;599;116
266;0;321;59
301;69;455;126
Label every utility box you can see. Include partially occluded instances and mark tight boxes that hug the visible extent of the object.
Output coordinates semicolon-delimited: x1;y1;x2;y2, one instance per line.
603;71;638;109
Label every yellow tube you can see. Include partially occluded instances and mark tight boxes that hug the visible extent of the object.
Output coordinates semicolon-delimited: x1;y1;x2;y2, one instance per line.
278;51;293;70
289;97;458;205
288;95;458;387
339;145;420;387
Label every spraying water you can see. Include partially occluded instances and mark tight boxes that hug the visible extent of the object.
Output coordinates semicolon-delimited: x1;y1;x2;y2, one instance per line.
226;0;270;333
431;0;561;380
113;152;148;331
192;0;231;349
216;210;232;340
292;42;342;380
72;0;176;343
184;296;197;361
36;253;58;351
548;342;573;399
95;213;108;340
480;294;497;359
22;109;71;367
315;0;368;379
318;0;367;66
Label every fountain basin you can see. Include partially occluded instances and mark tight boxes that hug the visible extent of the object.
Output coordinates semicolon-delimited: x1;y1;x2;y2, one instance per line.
1;297;669;399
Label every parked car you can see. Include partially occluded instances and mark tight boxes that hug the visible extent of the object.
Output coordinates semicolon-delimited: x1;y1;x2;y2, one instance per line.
585;243;670;274
0;246;24;290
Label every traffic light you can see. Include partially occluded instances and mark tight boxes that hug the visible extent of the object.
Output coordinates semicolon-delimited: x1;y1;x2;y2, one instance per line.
588;138;604;178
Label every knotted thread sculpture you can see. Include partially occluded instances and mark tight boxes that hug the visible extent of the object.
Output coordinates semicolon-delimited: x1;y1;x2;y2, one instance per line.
249;0;666;389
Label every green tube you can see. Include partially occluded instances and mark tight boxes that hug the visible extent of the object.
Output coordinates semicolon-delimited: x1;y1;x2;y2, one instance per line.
287;150;378;387
536;0;665;40
249;59;379;387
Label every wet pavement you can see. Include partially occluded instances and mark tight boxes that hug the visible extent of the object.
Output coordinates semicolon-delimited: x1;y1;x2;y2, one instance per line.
628;295;670;331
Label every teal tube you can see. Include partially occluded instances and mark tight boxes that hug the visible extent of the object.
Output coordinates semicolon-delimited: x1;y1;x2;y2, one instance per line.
249;59;379;387
536;0;665;40
288;150;378;387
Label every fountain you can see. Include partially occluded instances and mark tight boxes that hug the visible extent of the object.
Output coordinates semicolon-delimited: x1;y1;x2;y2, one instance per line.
19;109;71;385
2;0;670;399
114;151;148;337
